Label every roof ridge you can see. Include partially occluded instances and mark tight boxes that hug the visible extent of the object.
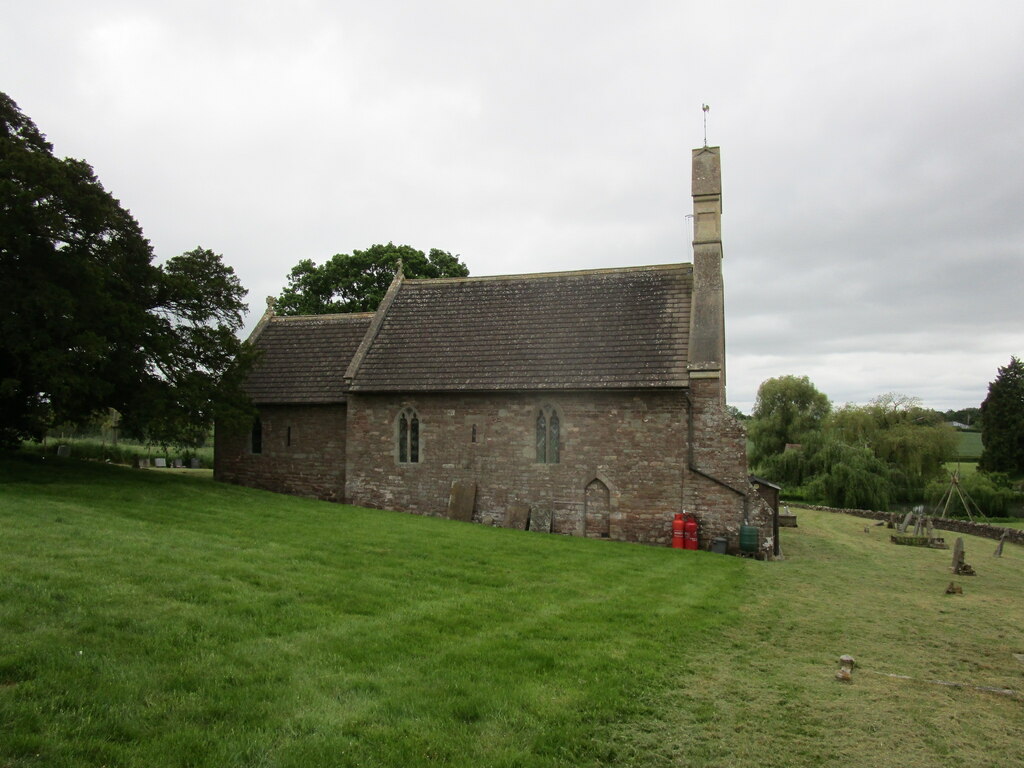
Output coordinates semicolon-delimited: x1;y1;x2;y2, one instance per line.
404;262;692;285
270;312;376;323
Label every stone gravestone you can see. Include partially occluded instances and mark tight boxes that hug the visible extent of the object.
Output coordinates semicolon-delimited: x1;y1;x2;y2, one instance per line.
190;458;200;469
994;531;1007;558
951;537;964;571
898;511;914;533
528;507;552;533
172;459;183;469
505;502;530;530
446;480;476;522
154;458;167;468
56;445;70;458
951;537;975;575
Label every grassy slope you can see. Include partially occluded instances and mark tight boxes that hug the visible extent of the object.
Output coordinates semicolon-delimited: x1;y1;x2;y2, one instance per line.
1;456;1022;767
0;456;743;768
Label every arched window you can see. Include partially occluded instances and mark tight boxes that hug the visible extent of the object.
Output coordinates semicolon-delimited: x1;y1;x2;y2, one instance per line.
251;417;262;455
397;408;420;463
535;406;559;464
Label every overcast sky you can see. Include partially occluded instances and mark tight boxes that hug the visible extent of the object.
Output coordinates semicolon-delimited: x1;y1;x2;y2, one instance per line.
4;0;1022;412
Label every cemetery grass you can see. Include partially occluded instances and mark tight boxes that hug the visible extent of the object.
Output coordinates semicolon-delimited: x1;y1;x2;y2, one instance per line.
1;457;1023;767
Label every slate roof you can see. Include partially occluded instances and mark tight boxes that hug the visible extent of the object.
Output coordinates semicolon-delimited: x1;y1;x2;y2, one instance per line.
244;313;373;404
347;263;692;391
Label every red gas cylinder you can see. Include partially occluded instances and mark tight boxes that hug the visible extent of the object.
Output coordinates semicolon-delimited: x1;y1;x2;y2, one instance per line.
683;515;699;550
671;513;685;549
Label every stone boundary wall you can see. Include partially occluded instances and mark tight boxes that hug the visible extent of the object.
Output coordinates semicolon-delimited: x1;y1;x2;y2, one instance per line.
791;504;1024;546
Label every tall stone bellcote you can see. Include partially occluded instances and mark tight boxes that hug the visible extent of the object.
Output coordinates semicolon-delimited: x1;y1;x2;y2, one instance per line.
688;146;726;398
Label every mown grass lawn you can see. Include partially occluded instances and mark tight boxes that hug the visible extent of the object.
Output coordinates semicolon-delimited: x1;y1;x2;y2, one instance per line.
1;455;1022;767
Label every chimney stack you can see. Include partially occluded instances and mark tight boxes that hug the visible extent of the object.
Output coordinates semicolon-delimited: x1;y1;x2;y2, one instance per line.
688;146;726;399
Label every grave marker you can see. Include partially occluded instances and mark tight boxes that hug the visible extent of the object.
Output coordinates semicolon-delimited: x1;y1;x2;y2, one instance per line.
505;502;530;530
446;480;476;522
528;507;552;533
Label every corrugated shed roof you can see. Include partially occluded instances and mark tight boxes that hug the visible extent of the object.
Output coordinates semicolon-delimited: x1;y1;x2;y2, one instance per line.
244;313;373;404
347;263;692;391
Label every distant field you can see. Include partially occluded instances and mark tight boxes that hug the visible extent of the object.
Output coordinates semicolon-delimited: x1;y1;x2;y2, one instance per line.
944;460;979;477
2;454;1022;767
957;430;984;460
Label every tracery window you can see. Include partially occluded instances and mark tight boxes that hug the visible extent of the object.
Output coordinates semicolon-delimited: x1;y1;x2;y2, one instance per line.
535;406;560;464
397;408;420;463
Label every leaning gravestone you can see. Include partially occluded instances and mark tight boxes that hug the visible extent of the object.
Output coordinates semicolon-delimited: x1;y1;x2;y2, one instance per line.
994;531;1007;558
898;511;914;533
505;502;530;530
951;537;976;575
528;507;552;533
446;480;476;522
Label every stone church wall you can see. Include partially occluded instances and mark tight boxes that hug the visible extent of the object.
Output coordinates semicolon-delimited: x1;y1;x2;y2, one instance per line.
684;377;771;553
214;404;348;502
344;390;691;544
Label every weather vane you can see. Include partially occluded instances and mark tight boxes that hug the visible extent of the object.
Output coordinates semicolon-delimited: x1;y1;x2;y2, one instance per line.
702;104;710;147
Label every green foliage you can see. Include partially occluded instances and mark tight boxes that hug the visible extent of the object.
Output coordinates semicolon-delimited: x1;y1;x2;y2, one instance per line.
925;470;1021;518
748;375;831;466
979;356;1024;474
803;439;896;510
0;93;252;449
955;430;984;460
275;242;470;315
19;437;213;467
754;387;957;509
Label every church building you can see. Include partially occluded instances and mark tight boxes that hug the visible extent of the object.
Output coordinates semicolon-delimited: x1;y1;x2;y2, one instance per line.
214;147;770;551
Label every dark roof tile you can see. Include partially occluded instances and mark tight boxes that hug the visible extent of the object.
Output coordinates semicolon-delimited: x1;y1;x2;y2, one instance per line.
348;263;691;391
244;313;373;404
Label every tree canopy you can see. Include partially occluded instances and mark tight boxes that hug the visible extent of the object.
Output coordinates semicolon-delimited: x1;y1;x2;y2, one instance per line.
747;375;831;466
979;356;1024;474
0;92;252;448
274;242;469;315
750;380;958;510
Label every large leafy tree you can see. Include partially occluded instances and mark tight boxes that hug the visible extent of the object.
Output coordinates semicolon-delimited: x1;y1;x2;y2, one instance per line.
275;242;469;315
979;356;1024;473
754;387;957;509
748;375;831;466
0;92;251;448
